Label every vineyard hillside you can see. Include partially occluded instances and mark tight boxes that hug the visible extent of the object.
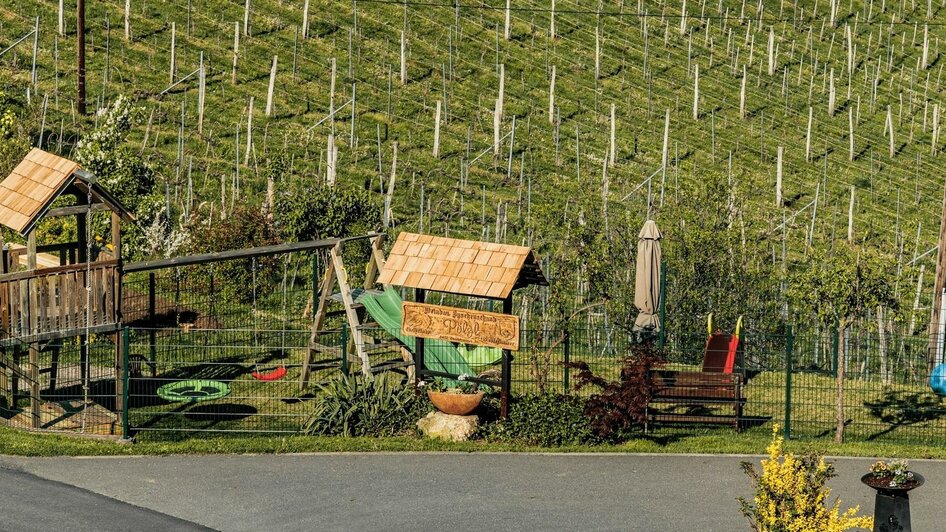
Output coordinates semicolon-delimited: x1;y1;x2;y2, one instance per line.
0;0;943;333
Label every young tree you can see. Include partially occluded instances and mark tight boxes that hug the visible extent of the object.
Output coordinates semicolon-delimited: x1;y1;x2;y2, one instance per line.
791;243;896;443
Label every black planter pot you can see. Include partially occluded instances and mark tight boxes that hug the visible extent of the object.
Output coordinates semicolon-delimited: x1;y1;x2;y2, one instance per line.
861;472;925;532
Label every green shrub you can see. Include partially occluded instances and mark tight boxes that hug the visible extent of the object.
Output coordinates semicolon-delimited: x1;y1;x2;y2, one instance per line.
481;394;596;447
302;374;427;437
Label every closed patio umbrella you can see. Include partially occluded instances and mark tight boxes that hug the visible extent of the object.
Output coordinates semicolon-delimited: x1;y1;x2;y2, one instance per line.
633;220;662;333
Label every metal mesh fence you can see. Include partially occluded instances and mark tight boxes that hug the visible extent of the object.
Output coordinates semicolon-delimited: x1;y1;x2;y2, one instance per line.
126;327;345;434
2;334;121;435
121;251;325;332
5;301;943;444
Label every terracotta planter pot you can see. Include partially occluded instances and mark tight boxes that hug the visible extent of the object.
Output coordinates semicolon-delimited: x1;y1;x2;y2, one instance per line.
427;390;484;416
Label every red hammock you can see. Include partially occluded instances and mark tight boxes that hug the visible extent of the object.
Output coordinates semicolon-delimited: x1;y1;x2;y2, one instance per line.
252;366;288;381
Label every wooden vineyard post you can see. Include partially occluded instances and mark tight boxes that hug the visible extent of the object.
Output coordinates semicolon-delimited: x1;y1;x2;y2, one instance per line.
384;142;397;228
433;100;441;159
244;97;254;164
661;109;670;181
494;98;501;158
329;58;336;133
302;0;310;38
498;64;505;120
768;26;775;76
609;103;616;167
740;65;747;119
198;52;206;133
59;0;64;36
31;17;39;96
400;31;407;84
169;22;176;84
806;106;813;161
504;0;510;40
548;65;555;124
933;103;940;155
595;26;601;80
327;134;337;186
124;0;131;40
887;105;896;157
243;0;250;36
829;68;836;116
849;107;855;160
848;186;856;242
265;55;277;117
776;146;783;207
923;24;930;69
692;63;699;120
232;22;240;84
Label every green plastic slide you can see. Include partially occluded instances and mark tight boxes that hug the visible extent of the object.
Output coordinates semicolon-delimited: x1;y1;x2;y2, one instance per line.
457;344;503;367
359;288;502;374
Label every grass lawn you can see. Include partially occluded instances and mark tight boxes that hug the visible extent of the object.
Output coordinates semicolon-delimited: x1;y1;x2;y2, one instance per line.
3;424;946;460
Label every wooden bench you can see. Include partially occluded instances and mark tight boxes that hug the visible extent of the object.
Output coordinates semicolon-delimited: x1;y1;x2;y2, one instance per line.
645;370;745;431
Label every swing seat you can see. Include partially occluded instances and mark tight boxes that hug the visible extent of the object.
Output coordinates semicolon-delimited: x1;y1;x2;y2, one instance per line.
252;367;288;381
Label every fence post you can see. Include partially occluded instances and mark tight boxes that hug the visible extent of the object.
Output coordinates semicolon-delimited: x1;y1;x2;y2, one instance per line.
658;259;666;349
340;322;348;375
148;272;156;363
563;328;570;394
122;326;130;440
783;325;793;440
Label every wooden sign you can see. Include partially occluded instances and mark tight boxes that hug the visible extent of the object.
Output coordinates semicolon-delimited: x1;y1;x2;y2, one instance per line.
402;302;519;351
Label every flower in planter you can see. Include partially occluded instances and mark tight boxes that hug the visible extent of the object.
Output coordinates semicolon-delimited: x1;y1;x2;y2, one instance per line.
869;459;914;488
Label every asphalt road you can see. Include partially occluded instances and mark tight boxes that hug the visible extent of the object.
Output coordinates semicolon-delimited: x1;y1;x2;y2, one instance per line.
0;466;211;531
1;453;942;531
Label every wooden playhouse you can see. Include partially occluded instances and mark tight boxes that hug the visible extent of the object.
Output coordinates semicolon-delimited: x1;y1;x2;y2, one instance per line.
0;148;132;436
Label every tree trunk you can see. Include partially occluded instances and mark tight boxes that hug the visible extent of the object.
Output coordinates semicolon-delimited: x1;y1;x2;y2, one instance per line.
835;322;846;444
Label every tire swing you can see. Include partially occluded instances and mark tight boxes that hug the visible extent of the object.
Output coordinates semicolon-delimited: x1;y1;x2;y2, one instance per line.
251;365;287;381
157;379;232;402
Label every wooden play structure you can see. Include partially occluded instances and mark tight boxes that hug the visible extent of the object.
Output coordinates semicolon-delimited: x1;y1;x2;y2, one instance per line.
302;232;547;416
300;234;404;385
0;148;132;433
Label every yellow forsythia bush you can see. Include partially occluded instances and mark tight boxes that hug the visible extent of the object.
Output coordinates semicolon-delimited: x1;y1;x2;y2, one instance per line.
738;426;873;532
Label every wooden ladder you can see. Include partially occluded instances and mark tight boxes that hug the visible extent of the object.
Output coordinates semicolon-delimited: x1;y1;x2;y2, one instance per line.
300;235;411;388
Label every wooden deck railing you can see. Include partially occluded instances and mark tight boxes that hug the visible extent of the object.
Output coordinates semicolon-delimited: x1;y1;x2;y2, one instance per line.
0;261;120;341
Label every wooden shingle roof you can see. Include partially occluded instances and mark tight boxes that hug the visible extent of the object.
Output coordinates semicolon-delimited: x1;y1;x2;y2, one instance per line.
0;148;134;235
377;232;547;299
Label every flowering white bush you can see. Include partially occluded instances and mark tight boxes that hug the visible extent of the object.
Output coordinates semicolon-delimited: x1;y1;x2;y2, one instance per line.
74;95;164;260
139;204;190;259
74;95;153;203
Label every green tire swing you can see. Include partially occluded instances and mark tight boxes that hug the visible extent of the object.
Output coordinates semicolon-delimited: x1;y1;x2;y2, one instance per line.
157;379;232;402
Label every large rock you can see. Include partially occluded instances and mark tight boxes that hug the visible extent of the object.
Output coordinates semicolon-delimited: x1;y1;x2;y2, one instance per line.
416;411;478;442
